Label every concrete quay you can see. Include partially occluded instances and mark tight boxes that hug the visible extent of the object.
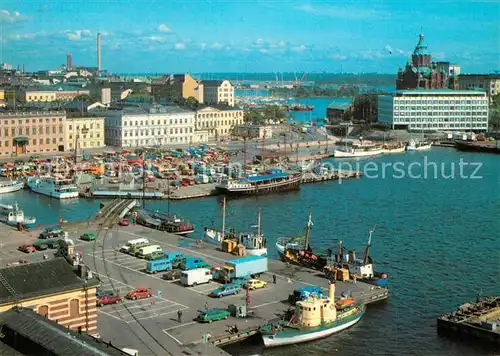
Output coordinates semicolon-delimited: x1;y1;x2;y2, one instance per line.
1;217;388;356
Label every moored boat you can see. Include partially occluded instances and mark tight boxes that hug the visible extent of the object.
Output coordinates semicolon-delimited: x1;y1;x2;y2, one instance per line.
0;180;24;194
454;140;500;154
237;210;267;256
0;203;37;228
333;143;383;158
381;143;406;154
260;283;365;347
26;176;79;199
406;140;432;151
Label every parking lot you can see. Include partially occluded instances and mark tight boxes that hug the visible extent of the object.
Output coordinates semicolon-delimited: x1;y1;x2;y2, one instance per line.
94;272;187;323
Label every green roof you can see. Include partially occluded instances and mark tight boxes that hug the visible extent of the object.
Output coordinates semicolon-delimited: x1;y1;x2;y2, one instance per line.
327;98;353;110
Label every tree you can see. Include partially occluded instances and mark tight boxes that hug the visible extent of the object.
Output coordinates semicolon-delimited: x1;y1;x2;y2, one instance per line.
185;96;200;110
73;94;100;103
489;108;500;131
492;93;500;108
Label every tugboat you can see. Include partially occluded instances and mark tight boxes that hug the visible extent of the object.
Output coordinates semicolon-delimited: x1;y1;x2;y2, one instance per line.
323;228;388;287
276;213;327;270
260;282;365;347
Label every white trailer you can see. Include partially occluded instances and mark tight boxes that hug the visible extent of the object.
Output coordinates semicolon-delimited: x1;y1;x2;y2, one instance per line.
180;268;213;286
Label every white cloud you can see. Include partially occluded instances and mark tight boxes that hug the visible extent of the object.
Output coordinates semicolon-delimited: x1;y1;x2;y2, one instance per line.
278;41;286;48
0;9;28;23
199;42;207;49
150;36;164;42
330;53;347;60
174;43;186;50
255;38;264;44
362;50;385;59
259;49;269;54
211;42;223;49
432;52;445;60
65;29;93;41
385;45;393;53
158;24;171;32
291;44;307;52
295;4;389;20
8;33;36;40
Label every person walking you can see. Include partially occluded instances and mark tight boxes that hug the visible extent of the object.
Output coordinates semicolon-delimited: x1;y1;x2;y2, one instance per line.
205;302;209;310
177;310;182;323
272;274;277;284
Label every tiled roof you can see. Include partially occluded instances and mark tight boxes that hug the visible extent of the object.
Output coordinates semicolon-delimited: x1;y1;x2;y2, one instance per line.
0;308;128;356
0;258;99;305
201;80;224;86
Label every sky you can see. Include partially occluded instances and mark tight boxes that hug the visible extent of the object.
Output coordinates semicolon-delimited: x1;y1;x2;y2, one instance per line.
1;0;499;74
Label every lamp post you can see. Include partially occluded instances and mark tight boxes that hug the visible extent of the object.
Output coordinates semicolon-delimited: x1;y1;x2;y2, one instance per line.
74;126;89;164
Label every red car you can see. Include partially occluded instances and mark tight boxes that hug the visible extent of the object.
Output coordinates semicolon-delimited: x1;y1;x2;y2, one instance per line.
126;288;153;300
119;219;130;226
18;244;36;253
96;294;122;306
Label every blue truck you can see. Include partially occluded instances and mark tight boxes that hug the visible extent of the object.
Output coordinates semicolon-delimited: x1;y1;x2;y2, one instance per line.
212;255;268;284
179;257;210;271
146;252;184;274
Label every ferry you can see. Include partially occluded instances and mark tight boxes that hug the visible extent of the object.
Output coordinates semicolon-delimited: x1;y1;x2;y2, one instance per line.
215;169;302;196
333;143;383;158
406;140;432;151
26;176;79;199
0;180;24;194
260;283;365;347
0;203;37;228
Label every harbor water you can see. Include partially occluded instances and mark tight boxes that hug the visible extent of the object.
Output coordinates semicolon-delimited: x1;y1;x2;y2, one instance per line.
1;148;498;356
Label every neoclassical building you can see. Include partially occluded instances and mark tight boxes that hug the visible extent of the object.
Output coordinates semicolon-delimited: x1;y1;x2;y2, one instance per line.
194;106;244;142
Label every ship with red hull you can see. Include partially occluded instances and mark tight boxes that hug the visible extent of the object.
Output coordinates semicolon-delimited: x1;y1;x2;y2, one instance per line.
283;104;314;112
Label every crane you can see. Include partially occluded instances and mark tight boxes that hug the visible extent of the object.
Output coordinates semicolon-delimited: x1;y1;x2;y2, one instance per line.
293;72;307;89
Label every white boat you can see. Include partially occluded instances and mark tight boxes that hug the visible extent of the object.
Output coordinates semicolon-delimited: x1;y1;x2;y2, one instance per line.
0;180;24;194
407;140;432;151
333;144;383;158
27;176;79;199
238;210;267;256
381;145;406;154
0;203;37;228
203;196;232;244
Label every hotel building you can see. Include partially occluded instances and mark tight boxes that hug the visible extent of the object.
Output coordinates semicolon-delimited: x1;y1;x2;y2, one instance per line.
0;111;66;157
378;89;489;131
102;104;195;148
194;106;244;142
65;116;105;151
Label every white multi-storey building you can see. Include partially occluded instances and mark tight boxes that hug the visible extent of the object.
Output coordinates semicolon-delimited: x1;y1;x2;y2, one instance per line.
102;105;195;148
201;80;235;107
378;90;489;131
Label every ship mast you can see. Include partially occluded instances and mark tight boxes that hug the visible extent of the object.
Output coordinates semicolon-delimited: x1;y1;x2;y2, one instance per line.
257;209;261;237
304;212;313;250
221;196;226;239
363;226;375;265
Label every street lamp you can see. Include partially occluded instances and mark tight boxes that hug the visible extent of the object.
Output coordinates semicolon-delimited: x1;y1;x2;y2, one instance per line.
74;126;89;164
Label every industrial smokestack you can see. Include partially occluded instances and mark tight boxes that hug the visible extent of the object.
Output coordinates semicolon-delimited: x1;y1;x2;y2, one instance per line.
67;53;72;70
97;32;101;75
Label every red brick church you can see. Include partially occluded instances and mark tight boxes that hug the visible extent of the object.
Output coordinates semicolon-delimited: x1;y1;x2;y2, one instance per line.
396;33;448;90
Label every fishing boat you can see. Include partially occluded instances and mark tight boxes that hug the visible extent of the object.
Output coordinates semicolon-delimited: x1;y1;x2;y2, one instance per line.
381;143;406;154
0;203;37;228
260;283;365;347
406;140;432;151
454;140;500;154
203;196;237;244
333;143;383;158
276;213;327;270
26;176;79;199
323;228;388;287
0;180;24;194
237;210;267;256
215;169;302;197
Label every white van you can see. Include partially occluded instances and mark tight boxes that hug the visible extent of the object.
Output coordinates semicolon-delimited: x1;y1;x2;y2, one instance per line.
136;245;162;259
180;268;213;287
120;238;149;253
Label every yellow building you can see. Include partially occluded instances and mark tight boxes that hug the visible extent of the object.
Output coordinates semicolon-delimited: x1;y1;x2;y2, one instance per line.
65;116;105;151
0;258;100;335
194;106;244;141
19;89;57;102
151;73;204;103
201;80;235;107
0;89;5;100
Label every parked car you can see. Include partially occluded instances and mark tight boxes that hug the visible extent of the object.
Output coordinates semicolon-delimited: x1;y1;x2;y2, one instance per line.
33;242;48;251
163;270;181;280
96;294;122;306
196;309;230;323
245;279;267;290
146;251;168;261
126;288;153;300
39;227;64;239
96;289;115;298
210;284;241;298
119;219;130;226
18;244;36;253
80;232;97;241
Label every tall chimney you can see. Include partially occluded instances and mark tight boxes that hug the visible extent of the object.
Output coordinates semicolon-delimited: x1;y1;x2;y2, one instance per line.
66;53;72;70
97;32;101;75
329;282;335;300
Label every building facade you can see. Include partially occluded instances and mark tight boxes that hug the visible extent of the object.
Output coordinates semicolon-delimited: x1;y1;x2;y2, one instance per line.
103;105;195;148
458;74;500;101
0;259;100;335
151;73;203;103
396;33;449;90
0;111;66;157
378;90;489;131
233;124;273;139
65;116;105;151
202;80;235;107
326;99;354;122
194;106;244;141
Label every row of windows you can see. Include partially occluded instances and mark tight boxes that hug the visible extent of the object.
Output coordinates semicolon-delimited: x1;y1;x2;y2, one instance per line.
69;133;100;140
405;123;488;128
0;137;63;147
68;123;101;130
395;106;488;111
123;118;192;126
69;140;103;148
393;117;488;123
395;99;486;104
198;120;243;128
27;95;56;101
0;126;63;137
2;118;64;125
394;112;488;117
197;112;242;119
122;136;192;145
121;127;194;137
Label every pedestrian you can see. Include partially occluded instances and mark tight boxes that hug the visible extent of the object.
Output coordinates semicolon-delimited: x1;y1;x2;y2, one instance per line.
272;274;277;284
353;274;357;284
177;310;182;323
205;302;209;310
